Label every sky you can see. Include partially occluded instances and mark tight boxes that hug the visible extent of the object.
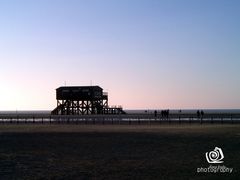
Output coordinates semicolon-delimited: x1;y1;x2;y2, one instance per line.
0;0;240;110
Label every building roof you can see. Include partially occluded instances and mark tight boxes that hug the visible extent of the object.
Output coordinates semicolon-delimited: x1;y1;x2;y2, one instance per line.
56;86;103;90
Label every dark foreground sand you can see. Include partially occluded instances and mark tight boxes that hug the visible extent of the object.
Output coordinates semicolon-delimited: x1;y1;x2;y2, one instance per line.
0;124;239;179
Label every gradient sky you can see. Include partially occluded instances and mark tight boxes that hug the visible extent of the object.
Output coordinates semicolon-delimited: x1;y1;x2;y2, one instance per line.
0;0;240;110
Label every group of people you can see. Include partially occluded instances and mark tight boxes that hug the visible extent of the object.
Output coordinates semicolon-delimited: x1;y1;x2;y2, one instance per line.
152;109;205;119
154;110;169;118
197;110;204;119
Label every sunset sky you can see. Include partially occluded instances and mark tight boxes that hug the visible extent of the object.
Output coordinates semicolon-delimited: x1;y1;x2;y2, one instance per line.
0;0;240;110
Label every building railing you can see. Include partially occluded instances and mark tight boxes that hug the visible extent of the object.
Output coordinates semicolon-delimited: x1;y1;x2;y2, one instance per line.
103;92;108;96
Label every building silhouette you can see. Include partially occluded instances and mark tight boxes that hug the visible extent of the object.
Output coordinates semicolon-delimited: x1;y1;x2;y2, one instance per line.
51;86;125;115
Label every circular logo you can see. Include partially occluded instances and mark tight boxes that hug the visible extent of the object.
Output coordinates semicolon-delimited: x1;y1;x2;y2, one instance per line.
205;147;224;163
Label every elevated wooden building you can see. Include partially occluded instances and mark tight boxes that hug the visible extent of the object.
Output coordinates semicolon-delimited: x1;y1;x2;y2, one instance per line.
51;86;125;115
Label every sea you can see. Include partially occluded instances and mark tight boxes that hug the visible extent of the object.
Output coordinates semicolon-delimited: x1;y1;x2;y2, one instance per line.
125;109;240;114
0;109;240;115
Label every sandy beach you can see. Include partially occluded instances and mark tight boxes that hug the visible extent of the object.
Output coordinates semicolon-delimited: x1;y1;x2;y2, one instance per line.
0;124;239;179
0;123;240;133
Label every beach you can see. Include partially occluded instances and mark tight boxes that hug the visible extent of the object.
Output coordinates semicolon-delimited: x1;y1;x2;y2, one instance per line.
0;124;239;179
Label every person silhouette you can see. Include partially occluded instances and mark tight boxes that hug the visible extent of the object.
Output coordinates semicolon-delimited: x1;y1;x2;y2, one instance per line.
197;110;200;119
154;110;157;117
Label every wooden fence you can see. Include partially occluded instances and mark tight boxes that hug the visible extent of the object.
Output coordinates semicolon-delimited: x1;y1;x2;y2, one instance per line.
0;113;240;124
